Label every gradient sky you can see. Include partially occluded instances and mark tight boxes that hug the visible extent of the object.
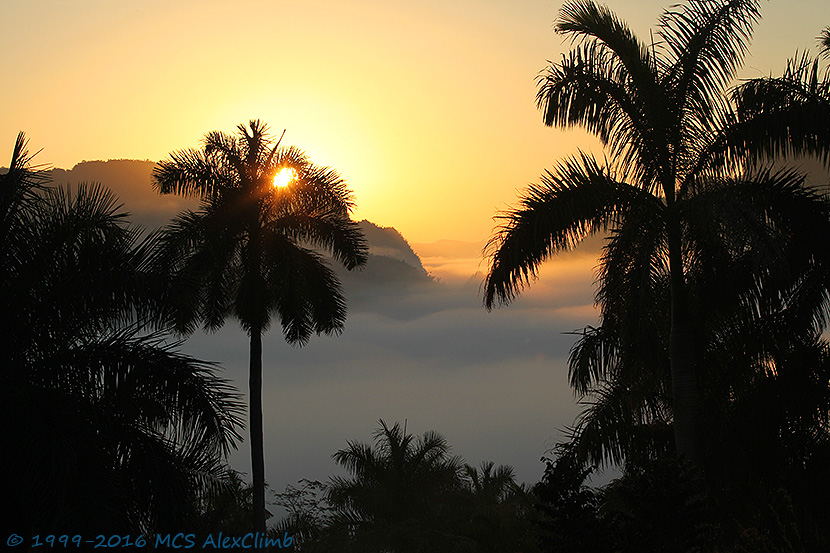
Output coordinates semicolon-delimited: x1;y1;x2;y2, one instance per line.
5;0;830;500
4;0;829;243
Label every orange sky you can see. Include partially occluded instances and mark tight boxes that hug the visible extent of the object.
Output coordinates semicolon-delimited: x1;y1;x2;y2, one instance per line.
3;0;829;242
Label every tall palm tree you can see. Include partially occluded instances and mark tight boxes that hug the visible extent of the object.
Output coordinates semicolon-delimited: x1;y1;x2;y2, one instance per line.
151;120;368;536
562;167;830;468
483;0;826;462
1;133;243;534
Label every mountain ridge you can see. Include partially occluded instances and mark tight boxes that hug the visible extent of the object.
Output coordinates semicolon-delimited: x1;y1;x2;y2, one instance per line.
42;159;436;290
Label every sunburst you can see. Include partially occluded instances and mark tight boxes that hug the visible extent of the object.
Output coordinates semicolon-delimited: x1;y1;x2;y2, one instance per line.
272;168;296;188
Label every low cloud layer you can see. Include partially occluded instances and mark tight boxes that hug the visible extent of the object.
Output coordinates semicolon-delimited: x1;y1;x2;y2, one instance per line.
50;160;608;492
180;242;604;492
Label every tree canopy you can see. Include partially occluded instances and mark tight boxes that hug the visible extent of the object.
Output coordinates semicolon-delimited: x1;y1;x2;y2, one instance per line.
1;133;243;535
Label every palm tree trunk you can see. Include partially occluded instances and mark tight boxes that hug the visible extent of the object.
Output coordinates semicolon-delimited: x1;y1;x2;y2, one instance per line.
667;222;700;461
249;325;267;540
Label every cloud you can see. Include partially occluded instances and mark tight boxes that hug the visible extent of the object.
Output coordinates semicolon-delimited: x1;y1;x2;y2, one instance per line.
179;247;601;492
52;159;604;491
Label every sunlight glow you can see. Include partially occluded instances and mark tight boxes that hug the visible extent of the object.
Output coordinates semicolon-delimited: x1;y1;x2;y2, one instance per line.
272;168;296;188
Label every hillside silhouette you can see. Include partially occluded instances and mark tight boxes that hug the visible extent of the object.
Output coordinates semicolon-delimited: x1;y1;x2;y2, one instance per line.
45;160;435;297
50;160;198;229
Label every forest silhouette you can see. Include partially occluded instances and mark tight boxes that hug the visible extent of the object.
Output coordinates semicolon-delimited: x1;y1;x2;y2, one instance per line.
3;0;830;551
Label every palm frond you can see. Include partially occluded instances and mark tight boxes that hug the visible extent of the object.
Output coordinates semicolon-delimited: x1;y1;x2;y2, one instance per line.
269;148;357;218
557;0;656;82
567;325;619;396
8;182;160;339
537;44;662;188
333;442;382;481
203;130;245;178
729;52;830;165
17;330;244;532
258;233;347;344
660;0;760;121
685;168;830;332
595;194;669;359
820;26;830;59
463;461;517;501
484;155;655;308
0;132;50;239
29;330;243;455
268;213;367;270
153;148;236;200
149;209;239;333
291;165;356;215
567;379;672;468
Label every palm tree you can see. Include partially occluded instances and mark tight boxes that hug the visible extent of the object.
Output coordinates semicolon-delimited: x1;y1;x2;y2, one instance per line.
562;167;830;467
151;120;368;536
1;133;243;534
460;462;536;553
820;26;830;59
462;461;517;505
327;420;464;552
484;0;830;463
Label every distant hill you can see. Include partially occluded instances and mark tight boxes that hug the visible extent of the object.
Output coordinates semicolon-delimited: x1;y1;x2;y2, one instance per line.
43;159;434;295
336;221;434;303
49;159;197;230
357;220;427;273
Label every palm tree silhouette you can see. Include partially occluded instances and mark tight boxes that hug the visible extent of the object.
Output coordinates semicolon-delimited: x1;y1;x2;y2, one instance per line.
562;165;830;467
462;461;516;504
1;133;243;534
327;420;463;552
151;120;367;536
460;461;536;553
482;0;820;463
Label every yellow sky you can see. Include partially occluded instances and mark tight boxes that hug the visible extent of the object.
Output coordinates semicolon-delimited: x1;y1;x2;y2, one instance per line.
3;0;829;242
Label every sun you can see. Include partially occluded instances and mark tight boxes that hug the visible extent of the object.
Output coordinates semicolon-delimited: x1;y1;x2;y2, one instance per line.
272;167;296;188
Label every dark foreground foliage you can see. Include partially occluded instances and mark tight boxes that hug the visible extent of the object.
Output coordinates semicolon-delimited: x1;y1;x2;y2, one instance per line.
270;420;538;553
533;444;830;553
259;421;828;553
484;2;830;551
0;133;243;536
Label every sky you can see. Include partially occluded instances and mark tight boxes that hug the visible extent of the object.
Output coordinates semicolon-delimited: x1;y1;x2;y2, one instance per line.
4;0;830;506
4;0;829;244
